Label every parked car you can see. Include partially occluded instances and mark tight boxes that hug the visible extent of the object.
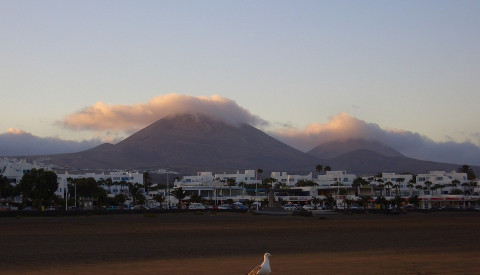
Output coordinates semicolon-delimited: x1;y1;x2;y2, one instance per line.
218;204;233;210
131;205;146;210
302;204;316;211
189;203;207;210
282;204;296;211
207;205;219;210
234;204;248;210
104;205;122;210
45;206;56;211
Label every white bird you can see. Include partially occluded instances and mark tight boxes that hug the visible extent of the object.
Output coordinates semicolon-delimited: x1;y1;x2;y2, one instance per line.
248;252;271;275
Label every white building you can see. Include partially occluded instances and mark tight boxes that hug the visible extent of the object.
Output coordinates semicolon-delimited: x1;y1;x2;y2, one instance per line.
56;170;144;198
174;172;216;187
317;171;357;187
416;170;468;195
215;170;259;185
271;172;313;187
381;173;414;196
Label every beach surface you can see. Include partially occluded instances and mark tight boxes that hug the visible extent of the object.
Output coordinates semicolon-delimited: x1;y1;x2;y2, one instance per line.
1;211;480;274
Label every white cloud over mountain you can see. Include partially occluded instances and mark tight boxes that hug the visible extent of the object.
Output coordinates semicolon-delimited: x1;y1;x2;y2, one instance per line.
270;113;480;166
59;94;267;133
2;94;480;166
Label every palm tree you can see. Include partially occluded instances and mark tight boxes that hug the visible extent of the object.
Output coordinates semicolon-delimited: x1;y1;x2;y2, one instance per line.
170;187;187;208
352;177;363;196
359;195;372;212
189;192;204;203
324;166;332;173
461;182;470;194
438;184;446;195
432;184;440;195
315;164;323;175
384;181;393;196
311;196;321;210
377;178;385;196
153;193;166;209
323;194;335;209
256;168;263;181
407;182;414;196
395;178;405;196
415;184;423;195
424;181;433;195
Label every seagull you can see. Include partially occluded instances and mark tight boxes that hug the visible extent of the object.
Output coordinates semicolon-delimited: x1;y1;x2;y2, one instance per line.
248;253;271;275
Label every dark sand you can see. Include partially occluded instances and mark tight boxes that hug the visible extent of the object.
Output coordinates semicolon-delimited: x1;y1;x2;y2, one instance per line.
1;211;480;274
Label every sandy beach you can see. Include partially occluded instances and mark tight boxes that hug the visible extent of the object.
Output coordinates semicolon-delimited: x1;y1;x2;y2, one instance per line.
1;211;480;274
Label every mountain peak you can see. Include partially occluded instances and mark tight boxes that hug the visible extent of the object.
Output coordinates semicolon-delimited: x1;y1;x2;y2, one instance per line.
42;113;318;173
307;138;404;159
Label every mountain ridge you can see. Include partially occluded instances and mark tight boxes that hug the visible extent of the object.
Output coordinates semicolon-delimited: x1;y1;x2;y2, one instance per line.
25;113;480;176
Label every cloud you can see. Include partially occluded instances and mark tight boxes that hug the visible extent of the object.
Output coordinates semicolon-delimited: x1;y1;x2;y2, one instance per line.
0;130;103;157
59;94;267;133
270;113;480;166
270;113;385;151
7;128;27;135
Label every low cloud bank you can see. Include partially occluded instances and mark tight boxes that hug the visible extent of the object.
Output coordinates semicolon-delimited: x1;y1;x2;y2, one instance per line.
270;113;480;166
0;130;102;157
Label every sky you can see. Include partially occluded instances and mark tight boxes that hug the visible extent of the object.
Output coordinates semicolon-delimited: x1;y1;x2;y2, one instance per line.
1;1;480;165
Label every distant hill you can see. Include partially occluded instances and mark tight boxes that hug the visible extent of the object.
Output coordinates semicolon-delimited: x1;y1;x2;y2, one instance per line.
38;114;319;173
307;139;404;159
325;149;464;175
307;139;477;176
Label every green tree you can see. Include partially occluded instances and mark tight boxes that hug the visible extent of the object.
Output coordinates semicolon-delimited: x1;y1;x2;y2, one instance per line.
68;177;107;206
0;175;16;200
114;194;129;206
295;179;318;187
16;168;58;208
226;178;236;186
189;192;204;203
458;165;476;180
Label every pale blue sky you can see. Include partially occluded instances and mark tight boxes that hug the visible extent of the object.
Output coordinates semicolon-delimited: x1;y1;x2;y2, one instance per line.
1;1;479;147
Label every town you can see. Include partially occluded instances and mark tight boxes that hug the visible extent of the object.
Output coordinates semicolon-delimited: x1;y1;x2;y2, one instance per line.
1;157;479;212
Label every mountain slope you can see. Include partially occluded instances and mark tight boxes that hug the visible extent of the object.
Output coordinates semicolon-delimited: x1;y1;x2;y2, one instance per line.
41;114;319;172
325;149;463;175
307;139;404;159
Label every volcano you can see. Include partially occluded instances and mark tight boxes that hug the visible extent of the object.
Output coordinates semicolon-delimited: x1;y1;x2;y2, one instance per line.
42;114;319;173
